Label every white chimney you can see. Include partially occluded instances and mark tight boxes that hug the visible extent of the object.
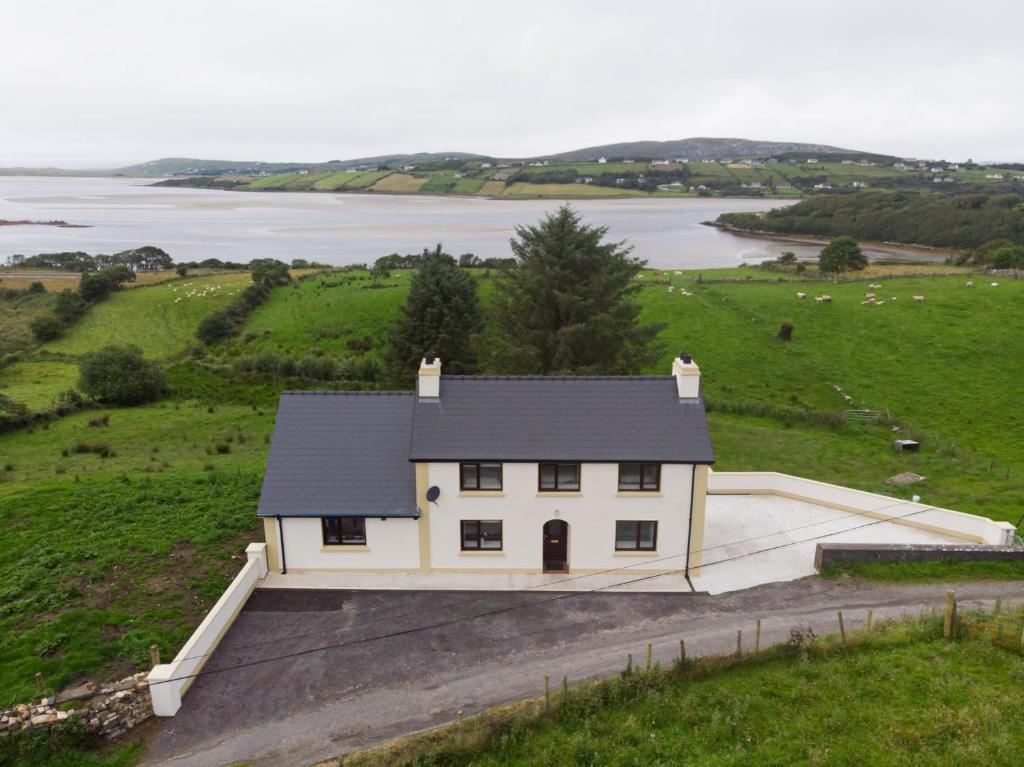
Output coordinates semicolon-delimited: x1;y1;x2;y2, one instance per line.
672;352;700;398
418;351;441;398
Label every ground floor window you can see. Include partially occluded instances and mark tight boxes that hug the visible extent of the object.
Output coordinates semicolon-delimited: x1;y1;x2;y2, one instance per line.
461;519;503;550
322;516;367;546
615;520;657;551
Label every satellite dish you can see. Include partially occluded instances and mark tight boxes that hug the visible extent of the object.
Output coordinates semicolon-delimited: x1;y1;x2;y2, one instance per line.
426;486;441;503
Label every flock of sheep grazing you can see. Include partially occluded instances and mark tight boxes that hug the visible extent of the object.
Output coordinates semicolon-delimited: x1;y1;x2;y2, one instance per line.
795;279;991;306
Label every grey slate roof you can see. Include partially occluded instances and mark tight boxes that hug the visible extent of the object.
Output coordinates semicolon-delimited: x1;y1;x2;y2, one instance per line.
258;376;713;517
409;376;714;463
256;391;417;518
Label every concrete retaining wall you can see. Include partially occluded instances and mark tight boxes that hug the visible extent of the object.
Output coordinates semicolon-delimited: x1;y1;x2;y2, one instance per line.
148;543;268;716
707;471;1016;545
815;542;1024;570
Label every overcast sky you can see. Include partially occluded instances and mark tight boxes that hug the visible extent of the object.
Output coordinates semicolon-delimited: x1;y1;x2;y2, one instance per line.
2;0;1021;167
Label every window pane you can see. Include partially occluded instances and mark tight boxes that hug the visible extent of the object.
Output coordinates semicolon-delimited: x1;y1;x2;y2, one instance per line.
461;464;478;490
462;521;479;549
639;521;657;549
323;517;341;545
480;520;503;549
642;464;660;490
558;463;580;489
615;520;637;550
340;517;366;545
479;463;502;490
619;463;641;490
539;463;556;489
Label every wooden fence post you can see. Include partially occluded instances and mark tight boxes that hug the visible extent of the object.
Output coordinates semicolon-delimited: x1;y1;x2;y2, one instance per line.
838;612;846;645
150;643;161;668
994;597;1002;615
679;639;686;664
736;630;742;658
544;675;550;711
754;619;762;653
626;654;633;675
943;591;956;639
645;643;652;672
34;672;44;692
866;609;873;633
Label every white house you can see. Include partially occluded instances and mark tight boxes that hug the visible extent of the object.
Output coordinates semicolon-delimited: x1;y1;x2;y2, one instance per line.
256;353;713;578
597;156;607;164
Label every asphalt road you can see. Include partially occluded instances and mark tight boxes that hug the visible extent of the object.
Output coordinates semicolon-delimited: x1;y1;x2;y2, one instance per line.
145;578;1024;767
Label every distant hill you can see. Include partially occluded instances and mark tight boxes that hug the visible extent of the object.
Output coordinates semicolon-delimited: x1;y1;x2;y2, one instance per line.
120;152;489;177
548;137;873;161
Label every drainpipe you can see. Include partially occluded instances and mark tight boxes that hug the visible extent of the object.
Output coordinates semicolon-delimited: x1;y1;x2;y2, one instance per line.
684;464;696;579
277;514;288;574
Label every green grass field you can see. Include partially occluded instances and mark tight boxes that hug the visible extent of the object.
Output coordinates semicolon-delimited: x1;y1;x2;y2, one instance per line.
41;272;253;359
502;182;647;198
820;559;1024;581
387;618;1024;767
369;173;429;193
0;361;79;410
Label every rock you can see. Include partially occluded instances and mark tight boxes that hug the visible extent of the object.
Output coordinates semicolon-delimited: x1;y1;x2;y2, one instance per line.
30;714;58;726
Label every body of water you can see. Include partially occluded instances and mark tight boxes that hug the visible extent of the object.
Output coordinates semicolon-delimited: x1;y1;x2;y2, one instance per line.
0;176;796;269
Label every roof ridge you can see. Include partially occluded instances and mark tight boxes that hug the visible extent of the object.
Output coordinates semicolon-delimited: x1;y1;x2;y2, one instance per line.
281;390;414;396
441;375;674;381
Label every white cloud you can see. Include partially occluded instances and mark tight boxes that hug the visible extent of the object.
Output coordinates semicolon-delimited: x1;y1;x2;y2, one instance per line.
1;0;1020;165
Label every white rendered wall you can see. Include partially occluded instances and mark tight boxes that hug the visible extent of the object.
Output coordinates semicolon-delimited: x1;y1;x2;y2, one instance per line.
426;462;695;572
707;471;1016;545
149;543;268;716
280;516;421;571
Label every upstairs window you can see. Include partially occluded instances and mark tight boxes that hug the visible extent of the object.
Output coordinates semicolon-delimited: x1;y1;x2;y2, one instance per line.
460;462;503;491
615;520;658;551
618;463;661;491
538;462;581;491
461;520;503;550
322;516;367;546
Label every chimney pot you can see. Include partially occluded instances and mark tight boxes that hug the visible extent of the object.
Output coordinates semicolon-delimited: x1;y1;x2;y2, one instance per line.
425;350;437;364
680;351;692;364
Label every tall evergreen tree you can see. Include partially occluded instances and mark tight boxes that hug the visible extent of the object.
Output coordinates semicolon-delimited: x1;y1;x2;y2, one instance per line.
488;205;663;374
386;245;480;386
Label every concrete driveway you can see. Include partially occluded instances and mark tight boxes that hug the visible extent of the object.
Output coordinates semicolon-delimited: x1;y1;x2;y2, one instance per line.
145;579;1024;767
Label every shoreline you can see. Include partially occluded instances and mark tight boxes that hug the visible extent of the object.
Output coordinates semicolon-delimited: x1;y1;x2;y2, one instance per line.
705;222;958;263
0;219;92;229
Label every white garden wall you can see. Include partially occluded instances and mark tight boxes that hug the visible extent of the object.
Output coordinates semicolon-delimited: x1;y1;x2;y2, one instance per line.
148;543;268;717
707;471;1015;545
426;462;695;572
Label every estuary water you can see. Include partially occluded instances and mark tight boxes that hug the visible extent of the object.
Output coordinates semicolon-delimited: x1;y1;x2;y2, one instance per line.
0;176;796;269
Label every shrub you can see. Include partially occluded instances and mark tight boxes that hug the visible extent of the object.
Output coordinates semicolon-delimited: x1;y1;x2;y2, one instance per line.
30;315;65;341
818;235;868;273
88;414;110;427
196;310;236;345
27;281;46;294
78;345;166;405
176;265;188;278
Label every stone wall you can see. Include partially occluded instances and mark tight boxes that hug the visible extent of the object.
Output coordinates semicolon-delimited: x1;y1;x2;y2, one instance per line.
0;672;151;741
815;543;1024;570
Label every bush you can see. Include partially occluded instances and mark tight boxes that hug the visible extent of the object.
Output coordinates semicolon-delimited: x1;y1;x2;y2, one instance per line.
54;289;86;323
196;310;237;345
30;315;65;341
27;281;46;294
78;265;136;303
78;345;166;405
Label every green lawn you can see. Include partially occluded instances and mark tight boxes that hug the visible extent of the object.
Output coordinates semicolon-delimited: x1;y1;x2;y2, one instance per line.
41;272;253;359
0;361;79;410
393;621;1024;767
820;559;1024;582
0;402;273;705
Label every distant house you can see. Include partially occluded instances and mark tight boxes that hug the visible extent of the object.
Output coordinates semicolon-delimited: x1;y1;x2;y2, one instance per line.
480;162;493;169
841;160;854;165
651;159;671;166
813;182;832;190
597;157;607;164
493;172;511;181
740;181;763;189
701;159;715;164
296;169;310;175
851;181;867;188
806;158;818;164
623;159;635;164
402;165;417;171
575;176;594;184
985;173;1004;180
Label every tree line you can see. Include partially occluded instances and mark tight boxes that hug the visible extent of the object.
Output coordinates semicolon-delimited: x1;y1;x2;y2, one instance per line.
715;191;1024;251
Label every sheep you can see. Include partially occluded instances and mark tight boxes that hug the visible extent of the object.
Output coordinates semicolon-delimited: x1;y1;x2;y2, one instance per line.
966;280;974;287
869;283;883;289
865;292;876;300
668;286;675;293
991;282;999;287
815;295;832;303
913;295;925;302
875;300;885;305
796;291;806;299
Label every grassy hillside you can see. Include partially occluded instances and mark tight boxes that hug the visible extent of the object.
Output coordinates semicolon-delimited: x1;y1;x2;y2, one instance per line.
41;272;253;358
382;618;1024;767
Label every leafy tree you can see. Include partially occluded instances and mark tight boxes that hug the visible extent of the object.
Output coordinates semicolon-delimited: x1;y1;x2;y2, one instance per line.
78;265;136;302
53;290;86;323
370;261;391;284
386;245;480;386
250;259;291;287
818;235;867;273
30;315;64;341
487;205;663;374
78;345;165;405
458;253;482;268
176;265;188;278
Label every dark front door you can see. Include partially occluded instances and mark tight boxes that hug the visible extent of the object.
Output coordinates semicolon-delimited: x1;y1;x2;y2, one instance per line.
543;520;569;573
